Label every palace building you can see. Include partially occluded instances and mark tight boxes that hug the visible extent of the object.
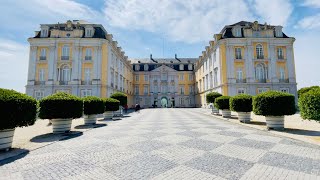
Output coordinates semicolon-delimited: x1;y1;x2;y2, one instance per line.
26;20;297;108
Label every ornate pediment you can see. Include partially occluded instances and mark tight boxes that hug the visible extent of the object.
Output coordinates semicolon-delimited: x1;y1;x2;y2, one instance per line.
151;64;177;72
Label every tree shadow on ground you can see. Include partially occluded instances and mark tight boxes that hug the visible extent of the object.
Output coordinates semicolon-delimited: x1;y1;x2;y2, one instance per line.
30;131;83;143
74;124;106;129
0;148;29;165
284;128;320;137
59;131;83;141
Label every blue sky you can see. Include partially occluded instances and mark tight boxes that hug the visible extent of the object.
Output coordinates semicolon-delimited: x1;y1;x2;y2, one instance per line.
0;0;320;92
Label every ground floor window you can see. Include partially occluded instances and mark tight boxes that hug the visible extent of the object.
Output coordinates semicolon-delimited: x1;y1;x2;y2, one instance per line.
280;88;289;93
55;89;70;93
257;88;269;94
81;89;92;97
237;88;245;94
34;90;44;100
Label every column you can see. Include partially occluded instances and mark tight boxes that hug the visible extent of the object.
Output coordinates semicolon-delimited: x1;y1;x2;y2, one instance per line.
96;46;102;81
286;46;295;82
53;43;58;85
78;46;83;81
27;46;37;85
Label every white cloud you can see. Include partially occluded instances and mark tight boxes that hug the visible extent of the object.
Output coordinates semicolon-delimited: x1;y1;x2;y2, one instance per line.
250;0;293;26
296;13;320;30
104;0;253;43
302;0;320;8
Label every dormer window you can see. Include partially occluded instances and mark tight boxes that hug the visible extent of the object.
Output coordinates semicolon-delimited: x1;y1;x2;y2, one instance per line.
235;28;241;37
275;26;283;37
188;64;193;70
40;26;49;37
179;64;184;71
144;64;148;71
85;26;94;37
233;26;242;37
135;64;140;71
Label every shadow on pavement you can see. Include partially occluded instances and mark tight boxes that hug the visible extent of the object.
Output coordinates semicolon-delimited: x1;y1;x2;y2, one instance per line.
0;148;29;165
248;121;266;126
59;131;83;141
284;128;320;137
74;124;107;129
30;133;64;143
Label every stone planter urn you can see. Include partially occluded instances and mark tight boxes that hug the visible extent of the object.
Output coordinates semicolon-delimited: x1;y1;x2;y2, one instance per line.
0;129;15;151
221;109;231;118
104;111;113;119
265;116;284;130
237;112;251;123
51;119;72;134
84;114;97;125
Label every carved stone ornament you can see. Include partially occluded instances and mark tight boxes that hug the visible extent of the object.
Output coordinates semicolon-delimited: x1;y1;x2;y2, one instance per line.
252;21;259;31
66;20;73;31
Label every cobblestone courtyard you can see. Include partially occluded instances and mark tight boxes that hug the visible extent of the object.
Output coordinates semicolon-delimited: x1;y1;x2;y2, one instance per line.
1;108;320;180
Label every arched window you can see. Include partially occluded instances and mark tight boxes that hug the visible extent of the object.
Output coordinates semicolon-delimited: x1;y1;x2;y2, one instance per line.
179;64;184;70
255;64;265;82
188;64;193;70
256;44;264;59
60;65;70;82
144;64;149;71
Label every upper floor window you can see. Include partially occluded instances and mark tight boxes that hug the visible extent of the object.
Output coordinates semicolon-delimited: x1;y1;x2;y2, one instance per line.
189;74;193;81
279;67;285;80
180;74;184;81
280;88;289;93
85;48;92;60
236;68;243;81
85;27;94;37
40;26;49;38
60;65;71;82
81;89;92;97
188;64;193;70
144;64;148;71
235;48;242;59
179;64;184;71
135;75;139;81
258;88;269;94
84;68;91;82
144;75;149;81
39;69;45;81
256;44;264;59
135;64;140;71
277;48;283;59
237;88;245;94
235;28;241;37
62;45;69;60
40;48;46;60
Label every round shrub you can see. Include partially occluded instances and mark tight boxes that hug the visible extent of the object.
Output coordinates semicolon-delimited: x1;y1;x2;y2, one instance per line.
110;92;127;106
214;96;231;110
230;94;253;112
253;91;296;116
0;88;37;130
298;86;320;98
299;89;320;121
206;92;222;103
83;96;105;115
104;98;120;111
39;92;83;119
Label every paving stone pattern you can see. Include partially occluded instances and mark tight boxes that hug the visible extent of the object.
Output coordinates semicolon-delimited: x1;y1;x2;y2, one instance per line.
1;108;320;180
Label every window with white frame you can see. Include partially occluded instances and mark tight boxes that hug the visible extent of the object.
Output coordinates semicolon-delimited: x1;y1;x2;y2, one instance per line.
189;85;193;94
256;44;264;59
39;69;45;82
135;64;140;71
144;75;149;81
85;28;93;37
235;28;242;37
85;48;92;60
81;89;92;97
161;73;167;80
188;64;193;70
84;68;91;83
214;68;218;87
180;74;184;81
235;48;242;59
135;85;139;95
236;68;243;81
179;64;184;70
258;88;269;94
110;70;114;87
255;63;266;81
62;45;70;60
180;86;185;95
60;65;70;82
153;86;158;93
40;48;46;60
144;64;148;71
277;47;283;59
280;88;289;93
189;74;193;81
180;97;184;105
41;29;48;37
206;75;209;90
209;72;213;88
143;85;148;94
237;88;245;94
34;90;44;100
135;75;139;81
279;67;285;80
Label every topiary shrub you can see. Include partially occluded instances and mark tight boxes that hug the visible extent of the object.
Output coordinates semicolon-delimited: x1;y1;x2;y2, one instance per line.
104;98;120;111
253;91;296;116
298;86;320;98
0;88;37;130
110;92;127;106
206;92;222;103
83;96;105;115
39;92;83;119
299;89;320;121
230;94;253;112
214;96;231;110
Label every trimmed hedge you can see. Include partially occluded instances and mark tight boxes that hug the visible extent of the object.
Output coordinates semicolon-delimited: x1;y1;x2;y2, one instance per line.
230;94;253;112
104;98;120;111
253;91;296;116
214;96;231;110
206;92;222;103
83;96;105;115
0;88;37;130
110;92;127;106
299;89;320;121
298;86;320;98
39;92;83;119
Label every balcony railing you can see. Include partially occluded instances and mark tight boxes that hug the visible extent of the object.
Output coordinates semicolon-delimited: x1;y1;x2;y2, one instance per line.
85;56;92;60
257;55;264;59
81;80;92;85
279;78;289;83
235;56;242;60
39;56;46;60
61;56;69;60
257;79;266;83
59;81;69;85
35;81;46;85
236;79;246;83
277;56;284;60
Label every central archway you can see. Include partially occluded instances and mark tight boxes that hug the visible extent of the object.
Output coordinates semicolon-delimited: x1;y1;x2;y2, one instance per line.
161;97;168;108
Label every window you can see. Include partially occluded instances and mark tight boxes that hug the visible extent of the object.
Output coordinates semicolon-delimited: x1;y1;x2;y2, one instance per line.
39;69;45;81
153;86;158;93
85;48;92;60
180;74;184;81
110;70;114;87
135;75;139;81
188;64;193;70
135;85;139;95
84;68;91;83
85;28;93;37
144;75;149;81
280;88;289;93
258;88;269;94
179;64;184;70
144;64;148;71
34;90;44;100
188;74;193;81
180;97;184;105
236;68;243;81
277;48;283;59
60;65;70;82
180;86;185;95
205;75;208;90
135;64;140;71
214;68;218;87
209;72;213;88
189;85;193;94
237;88;245;94
255;64;266;82
40;48;46;60
144;85;148;94
62;45;69;60
279;67;285;80
161;73;167;80
235;48;242;59
235;28;241;37
81;89;92;97
256;44;264;59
